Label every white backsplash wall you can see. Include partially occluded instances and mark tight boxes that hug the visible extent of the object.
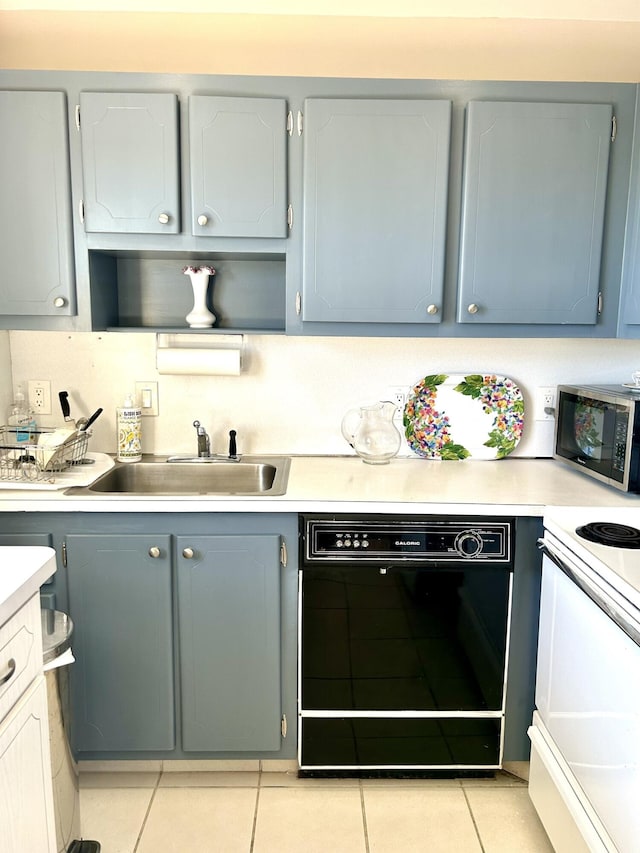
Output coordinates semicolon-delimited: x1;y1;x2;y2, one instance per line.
0;332;12;424
8;330;640;459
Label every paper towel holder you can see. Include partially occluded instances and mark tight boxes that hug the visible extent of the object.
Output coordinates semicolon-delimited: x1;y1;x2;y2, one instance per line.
156;333;244;376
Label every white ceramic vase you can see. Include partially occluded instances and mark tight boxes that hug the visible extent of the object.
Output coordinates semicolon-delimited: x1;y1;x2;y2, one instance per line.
184;266;216;328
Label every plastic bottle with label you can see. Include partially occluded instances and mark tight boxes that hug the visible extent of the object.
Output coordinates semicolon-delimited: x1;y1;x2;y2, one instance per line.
7;384;37;442
116;393;142;462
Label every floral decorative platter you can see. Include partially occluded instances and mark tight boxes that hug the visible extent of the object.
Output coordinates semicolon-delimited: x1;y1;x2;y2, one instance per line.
403;374;525;460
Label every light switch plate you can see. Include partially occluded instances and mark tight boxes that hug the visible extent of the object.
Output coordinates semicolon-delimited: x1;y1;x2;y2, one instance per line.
135;381;159;416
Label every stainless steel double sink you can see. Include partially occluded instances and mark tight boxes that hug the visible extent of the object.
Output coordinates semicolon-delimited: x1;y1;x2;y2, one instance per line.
65;456;291;497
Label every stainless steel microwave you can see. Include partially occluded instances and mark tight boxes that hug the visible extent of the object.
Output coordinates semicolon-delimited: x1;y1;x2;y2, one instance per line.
554;384;640;492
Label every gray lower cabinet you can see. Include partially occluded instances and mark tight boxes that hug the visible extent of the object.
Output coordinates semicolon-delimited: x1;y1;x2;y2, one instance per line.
0;513;300;761
301;97;451;324
0;90;76;318
65;534;175;753
79;92;181;234
177;535;283;752
457;100;613;325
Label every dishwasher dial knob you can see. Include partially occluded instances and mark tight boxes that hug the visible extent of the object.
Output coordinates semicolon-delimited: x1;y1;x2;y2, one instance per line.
455;531;483;557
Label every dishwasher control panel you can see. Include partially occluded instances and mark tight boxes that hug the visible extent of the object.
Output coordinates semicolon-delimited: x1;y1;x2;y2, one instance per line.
302;516;513;562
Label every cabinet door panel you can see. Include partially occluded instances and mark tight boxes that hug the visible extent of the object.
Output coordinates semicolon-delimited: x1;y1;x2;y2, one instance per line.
0;677;56;853
458;100;612;324
302;98;451;323
177;535;281;752
0;91;75;317
66;534;174;753
80;92;179;234
189;96;287;237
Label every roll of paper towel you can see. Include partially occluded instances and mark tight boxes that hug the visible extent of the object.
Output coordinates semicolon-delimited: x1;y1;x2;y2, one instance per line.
156;347;241;375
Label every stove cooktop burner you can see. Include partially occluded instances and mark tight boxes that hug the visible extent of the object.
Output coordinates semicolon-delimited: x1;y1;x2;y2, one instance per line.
576;521;640;549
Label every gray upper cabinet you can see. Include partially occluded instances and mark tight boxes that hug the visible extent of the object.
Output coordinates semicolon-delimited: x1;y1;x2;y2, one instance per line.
189;96;287;238
618;89;640;337
0;90;76;316
457;100;613;325
177;534;282;753
301;98;451;323
79;92;180;234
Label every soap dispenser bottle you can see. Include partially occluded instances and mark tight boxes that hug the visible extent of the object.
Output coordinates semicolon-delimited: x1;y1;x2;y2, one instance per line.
7;384;36;442
116;393;142;462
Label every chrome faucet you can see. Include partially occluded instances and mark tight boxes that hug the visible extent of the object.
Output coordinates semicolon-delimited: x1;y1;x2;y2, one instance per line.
193;420;211;458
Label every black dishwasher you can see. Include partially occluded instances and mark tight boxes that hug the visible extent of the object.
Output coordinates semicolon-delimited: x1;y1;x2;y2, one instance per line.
298;514;515;774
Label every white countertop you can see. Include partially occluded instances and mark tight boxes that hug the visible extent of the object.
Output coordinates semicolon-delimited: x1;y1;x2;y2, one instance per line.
0;455;636;514
0;546;57;625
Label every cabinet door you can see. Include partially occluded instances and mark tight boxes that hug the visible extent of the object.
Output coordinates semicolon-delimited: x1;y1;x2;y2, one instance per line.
457;100;612;325
0;676;56;853
177;535;282;752
66;534;174;753
302;98;451;323
79;92;180;234
189;96;287;237
0;91;75;317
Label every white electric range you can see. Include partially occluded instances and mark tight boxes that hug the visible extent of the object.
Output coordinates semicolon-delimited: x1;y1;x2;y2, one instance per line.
544;506;640;613
528;505;640;853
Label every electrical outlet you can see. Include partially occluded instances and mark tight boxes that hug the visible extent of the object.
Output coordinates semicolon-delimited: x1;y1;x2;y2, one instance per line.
28;380;52;415
534;386;556;421
386;387;407;421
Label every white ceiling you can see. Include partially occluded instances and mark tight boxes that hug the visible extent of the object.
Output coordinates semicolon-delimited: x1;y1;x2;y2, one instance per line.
1;0;640;21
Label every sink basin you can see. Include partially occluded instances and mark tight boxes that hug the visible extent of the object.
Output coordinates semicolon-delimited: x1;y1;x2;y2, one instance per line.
65;456;290;496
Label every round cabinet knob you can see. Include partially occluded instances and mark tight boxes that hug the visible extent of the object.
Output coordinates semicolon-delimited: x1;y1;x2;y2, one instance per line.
158;213;170;225
467;303;479;315
53;296;67;309
182;547;194;559
426;304;439;315
197;214;208;226
148;546;161;559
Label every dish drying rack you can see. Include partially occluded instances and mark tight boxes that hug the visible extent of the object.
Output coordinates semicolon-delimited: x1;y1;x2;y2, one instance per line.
0;425;91;483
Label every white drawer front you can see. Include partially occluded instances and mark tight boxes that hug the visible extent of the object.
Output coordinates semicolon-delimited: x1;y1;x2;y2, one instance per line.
0;595;41;722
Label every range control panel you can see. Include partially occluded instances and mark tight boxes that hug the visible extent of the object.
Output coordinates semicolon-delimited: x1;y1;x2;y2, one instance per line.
303;517;513;562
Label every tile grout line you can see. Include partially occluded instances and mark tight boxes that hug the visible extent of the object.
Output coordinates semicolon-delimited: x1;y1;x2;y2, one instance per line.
359;780;370;853
132;770;163;853
462;786;487;853
249;763;263;851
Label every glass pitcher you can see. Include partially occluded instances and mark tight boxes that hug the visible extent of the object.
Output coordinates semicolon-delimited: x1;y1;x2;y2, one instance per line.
341;401;402;464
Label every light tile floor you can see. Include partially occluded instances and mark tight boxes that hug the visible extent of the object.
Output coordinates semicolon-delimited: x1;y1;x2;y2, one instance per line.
78;764;554;853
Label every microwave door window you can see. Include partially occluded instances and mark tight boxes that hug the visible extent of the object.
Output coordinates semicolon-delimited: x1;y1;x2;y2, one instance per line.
574;401;606;460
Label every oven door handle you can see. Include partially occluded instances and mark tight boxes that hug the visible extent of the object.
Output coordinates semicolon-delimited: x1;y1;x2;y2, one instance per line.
538;537;640;648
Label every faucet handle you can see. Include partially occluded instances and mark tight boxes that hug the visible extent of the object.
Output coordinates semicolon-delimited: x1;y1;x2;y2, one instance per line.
193;419;205;434
228;429;237;459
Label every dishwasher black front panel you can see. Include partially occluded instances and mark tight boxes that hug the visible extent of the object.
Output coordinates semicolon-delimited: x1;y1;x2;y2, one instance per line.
298;515;514;773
